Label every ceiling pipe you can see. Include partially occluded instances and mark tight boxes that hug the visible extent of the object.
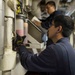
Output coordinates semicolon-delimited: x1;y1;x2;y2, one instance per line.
65;0;75;16
31;0;41;19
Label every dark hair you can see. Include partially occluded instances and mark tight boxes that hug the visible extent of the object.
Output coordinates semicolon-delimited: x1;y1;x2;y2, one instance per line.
54;15;74;37
46;1;56;9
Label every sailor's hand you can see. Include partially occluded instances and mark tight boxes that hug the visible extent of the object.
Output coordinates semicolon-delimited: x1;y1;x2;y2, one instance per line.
12;34;26;51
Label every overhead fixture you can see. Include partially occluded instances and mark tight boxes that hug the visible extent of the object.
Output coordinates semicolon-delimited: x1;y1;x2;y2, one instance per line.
60;0;72;3
67;0;72;2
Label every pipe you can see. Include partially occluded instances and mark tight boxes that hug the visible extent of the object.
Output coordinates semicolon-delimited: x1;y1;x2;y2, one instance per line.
0;0;4;58
24;19;28;44
2;71;11;75
7;0;16;11
65;0;75;16
16;14;24;36
31;0;41;19
4;18;13;49
25;0;32;6
0;0;16;73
